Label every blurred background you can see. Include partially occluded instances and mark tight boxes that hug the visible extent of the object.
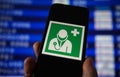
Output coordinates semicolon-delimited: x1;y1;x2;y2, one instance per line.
0;0;120;77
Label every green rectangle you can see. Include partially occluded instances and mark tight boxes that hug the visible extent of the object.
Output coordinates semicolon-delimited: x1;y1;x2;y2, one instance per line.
42;21;85;61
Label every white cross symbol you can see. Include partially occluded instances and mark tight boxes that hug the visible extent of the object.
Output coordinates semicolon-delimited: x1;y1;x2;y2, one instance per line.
71;29;79;36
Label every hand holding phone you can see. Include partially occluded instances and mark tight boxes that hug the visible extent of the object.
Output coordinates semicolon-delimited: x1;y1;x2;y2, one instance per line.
24;43;98;77
34;4;89;77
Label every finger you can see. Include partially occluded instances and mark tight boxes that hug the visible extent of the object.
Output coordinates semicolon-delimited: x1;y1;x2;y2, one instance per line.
82;57;98;77
33;42;40;58
24;57;36;77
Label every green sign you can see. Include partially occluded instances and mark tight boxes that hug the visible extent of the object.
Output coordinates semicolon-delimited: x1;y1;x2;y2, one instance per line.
42;21;85;61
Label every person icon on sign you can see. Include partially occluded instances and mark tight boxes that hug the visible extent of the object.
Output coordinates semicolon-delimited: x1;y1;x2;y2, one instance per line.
48;29;72;53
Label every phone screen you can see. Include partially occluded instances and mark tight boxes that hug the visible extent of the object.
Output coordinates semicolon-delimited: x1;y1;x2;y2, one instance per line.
34;4;89;77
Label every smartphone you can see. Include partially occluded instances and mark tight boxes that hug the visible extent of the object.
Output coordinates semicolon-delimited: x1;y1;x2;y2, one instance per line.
34;4;89;77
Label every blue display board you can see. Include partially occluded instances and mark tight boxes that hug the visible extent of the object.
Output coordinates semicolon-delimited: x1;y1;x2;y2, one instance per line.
0;0;120;77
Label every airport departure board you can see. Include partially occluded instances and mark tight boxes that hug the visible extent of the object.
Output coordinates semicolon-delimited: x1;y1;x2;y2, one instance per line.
0;0;120;77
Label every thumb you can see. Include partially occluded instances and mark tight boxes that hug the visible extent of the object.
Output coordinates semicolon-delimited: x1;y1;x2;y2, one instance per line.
82;57;98;77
